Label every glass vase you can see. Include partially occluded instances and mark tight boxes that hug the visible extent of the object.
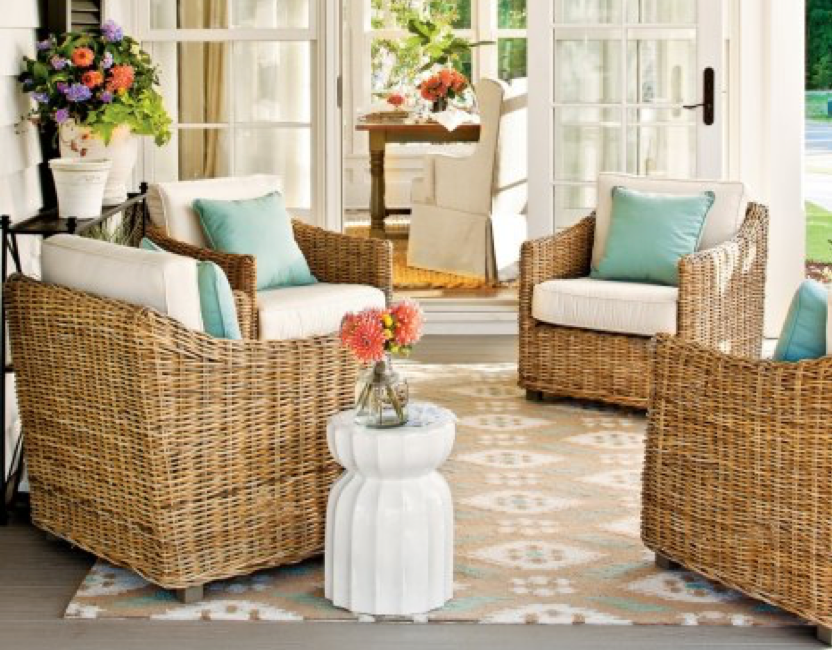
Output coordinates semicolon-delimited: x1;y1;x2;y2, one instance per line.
354;355;409;428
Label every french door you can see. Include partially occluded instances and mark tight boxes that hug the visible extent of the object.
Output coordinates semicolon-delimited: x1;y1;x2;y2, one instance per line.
529;0;725;235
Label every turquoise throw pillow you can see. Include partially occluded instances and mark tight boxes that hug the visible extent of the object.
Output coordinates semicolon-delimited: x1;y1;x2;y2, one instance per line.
773;280;829;362
140;238;242;340
592;186;715;286
193;192;317;291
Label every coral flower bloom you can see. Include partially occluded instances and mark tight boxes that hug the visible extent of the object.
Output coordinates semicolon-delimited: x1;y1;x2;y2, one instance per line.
81;70;104;89
71;47;95;68
107;64;135;91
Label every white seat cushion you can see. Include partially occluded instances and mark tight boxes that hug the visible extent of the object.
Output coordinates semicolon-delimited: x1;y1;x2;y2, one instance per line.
147;175;281;248
532;277;678;337
592;173;748;271
411;177;429;204
257;283;386;341
41;235;204;332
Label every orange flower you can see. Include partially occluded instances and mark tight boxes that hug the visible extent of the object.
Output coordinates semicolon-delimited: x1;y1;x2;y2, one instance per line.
387;93;405;107
71;47;95;68
107;64;134;92
81;70;103;89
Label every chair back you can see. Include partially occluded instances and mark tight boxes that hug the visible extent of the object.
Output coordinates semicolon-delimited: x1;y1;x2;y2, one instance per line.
147;174;281;247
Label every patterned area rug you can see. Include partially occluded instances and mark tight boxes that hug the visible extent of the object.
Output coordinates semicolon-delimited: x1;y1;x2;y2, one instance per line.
65;364;800;626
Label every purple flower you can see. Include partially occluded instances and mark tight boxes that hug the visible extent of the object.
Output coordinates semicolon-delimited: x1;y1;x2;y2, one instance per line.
55;108;69;124
50;55;67;70
56;81;68;94
65;83;92;103
102;51;113;69
32;92;49;104
100;91;114;103
36;39;52;52
102;20;123;43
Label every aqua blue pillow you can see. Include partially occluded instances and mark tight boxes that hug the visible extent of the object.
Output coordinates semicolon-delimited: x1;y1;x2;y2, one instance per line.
140;238;242;340
193;192;317;291
773;280;829;362
592;186;715;286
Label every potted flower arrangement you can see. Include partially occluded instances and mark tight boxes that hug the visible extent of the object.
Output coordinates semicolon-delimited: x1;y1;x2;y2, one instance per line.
418;67;469;113
340;300;424;428
18;20;171;208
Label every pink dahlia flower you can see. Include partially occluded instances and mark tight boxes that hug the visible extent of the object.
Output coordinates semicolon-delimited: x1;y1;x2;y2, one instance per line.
391;300;424;347
340;309;386;364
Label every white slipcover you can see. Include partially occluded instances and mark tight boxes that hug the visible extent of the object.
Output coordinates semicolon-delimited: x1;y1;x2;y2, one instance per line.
408;79;528;281
147;174;281;247
257;283;386;341
41;235;204;332
532;278;678;337
592;173;747;271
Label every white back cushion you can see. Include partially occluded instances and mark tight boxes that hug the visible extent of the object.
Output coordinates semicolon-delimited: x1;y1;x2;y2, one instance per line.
147;175;281;247
41;235;204;332
592;173;748;270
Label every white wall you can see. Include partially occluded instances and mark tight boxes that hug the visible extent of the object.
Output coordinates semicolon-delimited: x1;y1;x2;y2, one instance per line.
728;0;805;336
1;0;45;483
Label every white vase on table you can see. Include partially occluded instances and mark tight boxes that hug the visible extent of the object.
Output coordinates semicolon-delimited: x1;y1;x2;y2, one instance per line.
59;120;137;205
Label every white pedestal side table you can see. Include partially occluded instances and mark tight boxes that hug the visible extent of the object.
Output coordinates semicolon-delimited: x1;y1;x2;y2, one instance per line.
325;402;455;616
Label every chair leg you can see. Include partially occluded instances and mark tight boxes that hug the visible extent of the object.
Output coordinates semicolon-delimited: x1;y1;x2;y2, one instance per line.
818;625;832;646
655;553;681;570
174;585;204;604
525;389;543;402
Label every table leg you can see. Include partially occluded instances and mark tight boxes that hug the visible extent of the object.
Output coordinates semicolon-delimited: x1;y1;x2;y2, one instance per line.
369;131;387;239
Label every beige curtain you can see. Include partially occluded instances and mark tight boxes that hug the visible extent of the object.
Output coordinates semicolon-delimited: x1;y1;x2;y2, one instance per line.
178;0;228;179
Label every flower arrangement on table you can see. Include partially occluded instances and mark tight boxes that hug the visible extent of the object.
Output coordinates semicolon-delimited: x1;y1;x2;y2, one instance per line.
340;300;425;428
17;20;171;146
418;68;469;113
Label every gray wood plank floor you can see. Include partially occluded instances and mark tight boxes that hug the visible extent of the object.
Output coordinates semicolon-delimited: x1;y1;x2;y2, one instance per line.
0;335;821;650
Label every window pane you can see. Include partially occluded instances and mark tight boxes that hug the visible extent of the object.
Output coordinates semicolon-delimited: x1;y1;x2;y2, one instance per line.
234;42;311;122
555;38;621;103
150;42;230;125
627;0;696;24
554;108;621;182
627;36;696;104
498;0;527;28
235;128;311;208
231;0;309;28
150;0;229;29
371;0;470;30
554;184;597;229
498;38;527;81
555;0;622;24
627;108;695;177
151;129;231;181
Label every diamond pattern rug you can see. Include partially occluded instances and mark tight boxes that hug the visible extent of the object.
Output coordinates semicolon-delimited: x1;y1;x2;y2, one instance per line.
64;364;801;626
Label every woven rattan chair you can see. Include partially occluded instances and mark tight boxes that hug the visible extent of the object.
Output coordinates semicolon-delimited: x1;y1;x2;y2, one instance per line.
6;223;392;601
518;199;769;409
643;333;832;643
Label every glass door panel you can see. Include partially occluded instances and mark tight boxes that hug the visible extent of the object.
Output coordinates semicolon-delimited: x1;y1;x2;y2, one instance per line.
554;0;623;24
627;0;696;24
627;33;697;104
555;37;622;103
555;108;621;182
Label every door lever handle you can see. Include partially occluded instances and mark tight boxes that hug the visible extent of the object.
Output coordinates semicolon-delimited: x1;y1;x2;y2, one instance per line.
682;68;715;126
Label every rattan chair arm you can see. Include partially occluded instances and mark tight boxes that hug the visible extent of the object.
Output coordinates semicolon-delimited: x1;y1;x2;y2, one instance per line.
519;215;595;323
144;224;258;304
677;203;769;357
232;290;256;340
292;220;394;303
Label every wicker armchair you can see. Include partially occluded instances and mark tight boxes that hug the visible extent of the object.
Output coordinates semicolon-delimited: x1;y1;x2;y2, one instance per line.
145;220;393;338
519;202;769;408
643;333;832;641
6;256;390;601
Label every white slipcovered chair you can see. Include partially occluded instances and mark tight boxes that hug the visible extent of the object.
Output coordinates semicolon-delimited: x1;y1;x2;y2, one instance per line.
145;175;392;340
407;79;528;282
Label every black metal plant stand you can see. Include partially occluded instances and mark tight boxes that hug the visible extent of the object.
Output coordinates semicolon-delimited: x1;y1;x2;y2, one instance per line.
0;184;148;525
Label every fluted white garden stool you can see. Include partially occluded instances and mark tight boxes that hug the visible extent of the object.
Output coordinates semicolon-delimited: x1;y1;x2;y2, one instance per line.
324;402;455;616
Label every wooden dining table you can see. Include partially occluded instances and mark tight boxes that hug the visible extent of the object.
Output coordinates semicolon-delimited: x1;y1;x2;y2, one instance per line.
355;119;481;239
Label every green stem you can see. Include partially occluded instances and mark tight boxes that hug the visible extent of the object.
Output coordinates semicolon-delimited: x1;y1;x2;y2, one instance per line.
385;384;405;422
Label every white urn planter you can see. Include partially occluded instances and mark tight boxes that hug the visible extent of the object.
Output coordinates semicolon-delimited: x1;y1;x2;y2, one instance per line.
59;121;137;205
325;403;456;616
48;158;112;218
